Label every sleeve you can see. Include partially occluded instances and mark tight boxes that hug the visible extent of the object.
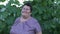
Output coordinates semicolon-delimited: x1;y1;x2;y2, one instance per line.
13;17;20;26
10;23;16;34
10;25;15;34
10;17;19;34
34;20;42;33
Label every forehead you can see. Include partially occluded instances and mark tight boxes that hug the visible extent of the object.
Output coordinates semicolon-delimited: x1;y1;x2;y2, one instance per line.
22;5;30;9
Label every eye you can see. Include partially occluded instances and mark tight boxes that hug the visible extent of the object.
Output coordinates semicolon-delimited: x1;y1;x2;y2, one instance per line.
22;8;25;10
26;9;30;10
22;8;30;10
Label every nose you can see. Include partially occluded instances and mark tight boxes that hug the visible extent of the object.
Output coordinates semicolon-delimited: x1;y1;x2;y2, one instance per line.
22;10;27;13
22;9;28;13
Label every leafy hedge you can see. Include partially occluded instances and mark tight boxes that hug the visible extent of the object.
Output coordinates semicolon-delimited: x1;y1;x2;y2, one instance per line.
0;0;60;34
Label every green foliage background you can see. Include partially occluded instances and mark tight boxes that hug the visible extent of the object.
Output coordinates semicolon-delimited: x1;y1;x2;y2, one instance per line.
0;0;60;34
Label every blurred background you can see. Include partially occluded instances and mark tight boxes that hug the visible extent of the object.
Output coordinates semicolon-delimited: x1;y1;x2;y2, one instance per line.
0;0;60;34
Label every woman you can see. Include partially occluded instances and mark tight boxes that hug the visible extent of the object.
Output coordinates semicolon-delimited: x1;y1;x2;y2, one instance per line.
10;3;42;34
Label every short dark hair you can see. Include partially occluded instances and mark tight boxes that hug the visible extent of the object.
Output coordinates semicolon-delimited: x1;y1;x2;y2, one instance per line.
22;3;32;12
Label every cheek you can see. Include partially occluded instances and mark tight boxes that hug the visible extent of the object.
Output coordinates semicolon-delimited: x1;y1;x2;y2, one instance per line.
22;13;28;15
21;10;31;15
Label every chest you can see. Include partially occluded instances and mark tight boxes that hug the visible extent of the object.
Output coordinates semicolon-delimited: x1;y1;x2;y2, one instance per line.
12;21;35;33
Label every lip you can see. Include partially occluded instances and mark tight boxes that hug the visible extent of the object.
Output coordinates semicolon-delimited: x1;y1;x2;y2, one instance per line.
22;11;30;13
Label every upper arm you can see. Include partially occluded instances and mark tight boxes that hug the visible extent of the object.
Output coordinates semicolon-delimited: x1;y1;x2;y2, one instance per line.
34;20;42;34
10;17;20;34
13;17;20;26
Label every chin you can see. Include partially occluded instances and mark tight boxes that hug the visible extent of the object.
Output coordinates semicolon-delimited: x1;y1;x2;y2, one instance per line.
22;15;28;17
23;16;29;19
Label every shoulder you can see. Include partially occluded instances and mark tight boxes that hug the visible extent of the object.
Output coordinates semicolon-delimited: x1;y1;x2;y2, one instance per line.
31;17;38;23
15;17;20;21
28;17;39;25
14;16;21;23
13;17;20;25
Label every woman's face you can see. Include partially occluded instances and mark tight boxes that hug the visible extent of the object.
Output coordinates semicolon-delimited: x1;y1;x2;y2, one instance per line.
21;5;31;18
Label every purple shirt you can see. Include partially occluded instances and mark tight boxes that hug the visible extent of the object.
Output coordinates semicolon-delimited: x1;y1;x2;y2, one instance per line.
10;17;42;34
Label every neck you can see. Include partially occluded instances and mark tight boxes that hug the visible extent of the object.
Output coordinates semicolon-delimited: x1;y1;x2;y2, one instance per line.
21;16;31;19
